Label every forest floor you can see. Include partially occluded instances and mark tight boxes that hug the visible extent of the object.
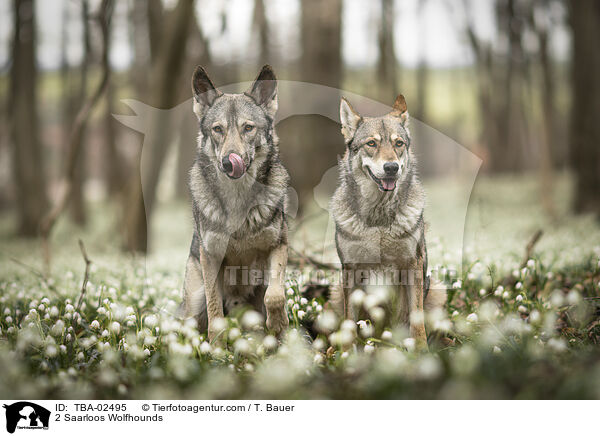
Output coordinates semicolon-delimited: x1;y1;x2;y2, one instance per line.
1;173;600;399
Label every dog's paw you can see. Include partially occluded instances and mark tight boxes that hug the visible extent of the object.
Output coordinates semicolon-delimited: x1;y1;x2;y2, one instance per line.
266;308;289;338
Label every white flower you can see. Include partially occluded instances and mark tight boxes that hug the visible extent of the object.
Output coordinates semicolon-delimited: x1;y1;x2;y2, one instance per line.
97;307;107;316
403;337;416;351
90;320;100;329
297;310;306;320
228;328;241;340
110;321;121;334
45;344;58;358
313;353;324;364
451;310;459;318
529;309;541;323
5;316;13;324
233;338;250;355
452;280;462;289
466;313;478;323
527;259;535;268
369;307;385;323
340;319;356;332
364;344;375;354
502;291;511;300
494;286;504;297
37;304;46;312
479;289;487;297
515;282;523;290
263;335;278;350
49;306;59;317
286;288;295;296
315;311;338;333
381;330;393;341
65;304;74;313
144;314;158;328
144;348;151;357
241;310;264;330
350;289;365;307
566;290;581;305
516;294;523;302
77;352;85;361
493;346;502;354
199;341;212;354
300;297;308;305
550;290;564;307
312;338;326;351
51;320;65;336
518;305;528;314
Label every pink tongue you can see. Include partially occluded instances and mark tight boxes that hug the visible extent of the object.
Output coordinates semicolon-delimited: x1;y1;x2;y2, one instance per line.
228;153;245;178
381;179;396;191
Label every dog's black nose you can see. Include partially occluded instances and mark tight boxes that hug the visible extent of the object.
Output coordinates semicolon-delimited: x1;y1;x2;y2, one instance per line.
222;155;233;173
383;162;399;175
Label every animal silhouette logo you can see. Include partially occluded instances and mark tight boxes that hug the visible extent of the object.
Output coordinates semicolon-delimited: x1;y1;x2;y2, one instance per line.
2;402;50;434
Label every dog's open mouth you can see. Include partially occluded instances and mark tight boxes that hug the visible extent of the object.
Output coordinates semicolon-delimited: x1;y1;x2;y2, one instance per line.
366;167;396;191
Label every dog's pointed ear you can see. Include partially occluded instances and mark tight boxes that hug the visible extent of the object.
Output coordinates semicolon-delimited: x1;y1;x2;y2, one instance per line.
247;65;278;118
192;66;222;117
340;97;361;143
390;94;409;127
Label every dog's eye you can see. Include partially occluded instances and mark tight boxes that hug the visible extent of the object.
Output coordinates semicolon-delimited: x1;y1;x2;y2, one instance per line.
213;126;223;133
366;140;376;147
244;124;254;132
395;140;404;147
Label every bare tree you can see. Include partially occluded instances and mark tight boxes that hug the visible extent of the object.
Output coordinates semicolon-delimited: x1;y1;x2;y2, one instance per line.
569;1;600;215
124;0;196;252
9;0;49;236
40;0;114;271
278;0;343;208
70;0;92;225
377;0;398;100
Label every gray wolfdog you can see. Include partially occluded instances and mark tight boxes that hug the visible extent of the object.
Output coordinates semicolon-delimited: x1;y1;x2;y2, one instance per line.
182;65;290;341
331;95;446;349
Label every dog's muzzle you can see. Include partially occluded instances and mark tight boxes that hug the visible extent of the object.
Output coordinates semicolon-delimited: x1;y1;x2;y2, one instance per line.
366;166;397;191
221;153;246;179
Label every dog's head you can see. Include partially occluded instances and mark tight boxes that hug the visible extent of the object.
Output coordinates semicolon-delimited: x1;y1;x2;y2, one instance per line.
339;95;411;192
192;65;278;180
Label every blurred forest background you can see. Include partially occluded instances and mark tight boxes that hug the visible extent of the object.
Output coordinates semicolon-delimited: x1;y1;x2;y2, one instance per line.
0;0;599;257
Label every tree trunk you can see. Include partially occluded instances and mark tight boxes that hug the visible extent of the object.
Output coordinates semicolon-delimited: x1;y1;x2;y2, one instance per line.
124;0;196;252
569;1;600;215
9;0;48;236
377;0;397;100
70;0;91;225
279;0;342;206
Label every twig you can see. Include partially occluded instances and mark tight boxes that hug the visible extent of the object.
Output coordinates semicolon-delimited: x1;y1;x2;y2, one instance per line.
76;239;92;312
502;229;543;286
289;246;335;270
520;229;543;269
9;257;47;280
40;0;114;273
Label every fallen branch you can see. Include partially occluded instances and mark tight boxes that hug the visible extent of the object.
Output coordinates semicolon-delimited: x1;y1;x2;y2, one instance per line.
288;245;335;270
76;239;92;312
40;0;114;273
502;229;543;287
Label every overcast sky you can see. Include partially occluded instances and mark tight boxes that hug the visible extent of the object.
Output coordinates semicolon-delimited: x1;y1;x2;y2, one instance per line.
0;0;570;72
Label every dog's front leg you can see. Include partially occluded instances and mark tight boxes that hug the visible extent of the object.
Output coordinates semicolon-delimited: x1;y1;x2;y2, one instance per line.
199;245;225;343
265;242;289;337
408;257;428;351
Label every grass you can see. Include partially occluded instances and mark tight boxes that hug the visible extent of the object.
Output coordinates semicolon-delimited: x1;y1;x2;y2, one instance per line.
0;173;599;399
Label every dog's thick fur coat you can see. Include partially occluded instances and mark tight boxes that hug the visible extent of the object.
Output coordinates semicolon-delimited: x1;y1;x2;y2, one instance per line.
331;95;446;349
182;65;290;341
